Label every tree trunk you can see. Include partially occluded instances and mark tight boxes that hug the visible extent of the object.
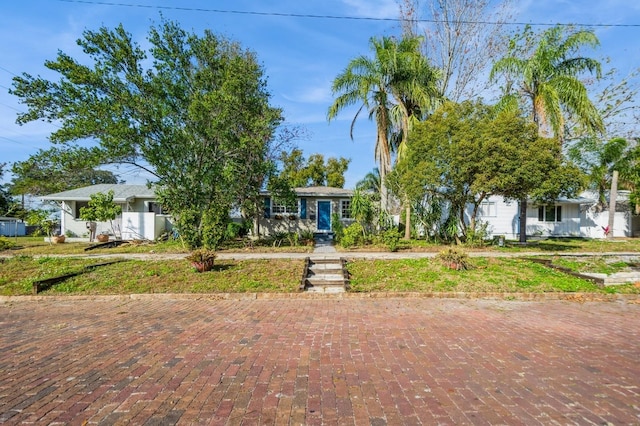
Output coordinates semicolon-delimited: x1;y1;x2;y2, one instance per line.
519;198;527;244
607;170;618;240
380;169;389;215
404;203;411;239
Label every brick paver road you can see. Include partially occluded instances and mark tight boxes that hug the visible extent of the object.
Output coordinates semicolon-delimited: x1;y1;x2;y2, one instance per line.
1;297;639;425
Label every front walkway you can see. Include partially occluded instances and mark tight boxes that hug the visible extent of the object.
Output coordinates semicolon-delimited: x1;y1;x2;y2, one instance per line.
1;297;638;424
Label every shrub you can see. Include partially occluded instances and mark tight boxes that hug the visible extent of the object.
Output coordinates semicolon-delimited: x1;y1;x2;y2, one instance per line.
436;247;471;270
0;237;16;251
331;213;344;242
382;228;401;252
340;222;365;248
465;221;490;247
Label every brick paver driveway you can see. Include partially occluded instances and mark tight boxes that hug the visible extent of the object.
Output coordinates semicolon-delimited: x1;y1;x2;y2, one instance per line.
1;296;639;425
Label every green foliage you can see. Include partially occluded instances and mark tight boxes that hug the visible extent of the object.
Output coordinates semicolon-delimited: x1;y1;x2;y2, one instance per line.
79;191;121;223
569;137;638;208
490;24;603;139
11;19;282;250
0;237;16;251
331;213;344;241
278;149;350;188
350;189;375;232
436;247;471;270
381;228;401;252
225;221;249;240
9;149;118;196
0;164;12;215
465;221;490;248
328;35;442;211
79;190;122;238
393;100;586;242
326;157;350;188
299;229;315;244
25;209;57;238
185;249;217;263
340;222;365;248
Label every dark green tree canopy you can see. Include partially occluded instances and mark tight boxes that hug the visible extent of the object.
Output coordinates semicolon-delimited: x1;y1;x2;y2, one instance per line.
391;101;584;238
0;164;12;215
11;20;283;248
9;148;119;196
278;149;351;188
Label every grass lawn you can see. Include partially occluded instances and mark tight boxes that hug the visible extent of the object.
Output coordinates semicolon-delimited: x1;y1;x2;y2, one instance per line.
0;236;312;256
0;256;303;296
347;258;639;294
1;254;639;296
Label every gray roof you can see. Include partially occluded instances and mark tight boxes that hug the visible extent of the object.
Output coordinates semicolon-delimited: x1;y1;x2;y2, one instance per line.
41;184;156;202
261;186;354;198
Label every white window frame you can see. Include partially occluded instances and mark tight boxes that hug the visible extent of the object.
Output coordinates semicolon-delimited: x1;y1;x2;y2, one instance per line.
271;199;299;215
538;205;562;222
479;201;497;217
340;199;352;219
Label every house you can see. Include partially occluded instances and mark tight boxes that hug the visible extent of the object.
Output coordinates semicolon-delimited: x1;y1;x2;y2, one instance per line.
472;191;640;239
41;184;353;240
259;186;354;236
41;184;169;240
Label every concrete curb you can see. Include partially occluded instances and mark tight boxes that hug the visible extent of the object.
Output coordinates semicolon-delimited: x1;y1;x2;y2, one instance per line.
2;291;638;304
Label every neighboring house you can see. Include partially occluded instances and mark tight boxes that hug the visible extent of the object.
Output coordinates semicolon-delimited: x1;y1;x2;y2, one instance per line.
41;184;169;240
259;186;354;236
471;191;640;239
0;217;26;237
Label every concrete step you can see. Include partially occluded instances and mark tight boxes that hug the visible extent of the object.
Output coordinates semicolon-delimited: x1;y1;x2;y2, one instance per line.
301;257;350;292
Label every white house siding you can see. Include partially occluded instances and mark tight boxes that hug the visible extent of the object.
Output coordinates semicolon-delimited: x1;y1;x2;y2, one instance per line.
525;203;581;237
121;212;166;240
472;197;520;239
60;200;126;238
470;195;636;239
580;208;631;238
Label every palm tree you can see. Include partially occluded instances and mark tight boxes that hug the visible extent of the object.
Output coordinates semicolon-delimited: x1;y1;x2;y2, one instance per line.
328;35;441;216
490;25;604;242
490;25;604;141
356;167;381;195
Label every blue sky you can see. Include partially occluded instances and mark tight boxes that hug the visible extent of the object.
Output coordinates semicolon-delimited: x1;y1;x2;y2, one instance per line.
1;0;639;190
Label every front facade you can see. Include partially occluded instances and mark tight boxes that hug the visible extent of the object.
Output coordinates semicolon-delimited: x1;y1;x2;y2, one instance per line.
41;184;169;240
471;191;639;239
258;186;354;236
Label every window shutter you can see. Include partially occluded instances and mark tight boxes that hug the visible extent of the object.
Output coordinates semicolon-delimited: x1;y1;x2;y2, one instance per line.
264;197;271;218
300;198;307;219
538;206;544;222
556;206;562;221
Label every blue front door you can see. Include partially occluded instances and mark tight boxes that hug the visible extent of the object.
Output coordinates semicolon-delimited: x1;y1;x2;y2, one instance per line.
317;201;331;231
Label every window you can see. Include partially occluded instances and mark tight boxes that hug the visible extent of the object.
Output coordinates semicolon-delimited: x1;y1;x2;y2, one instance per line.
341;200;352;219
538;205;562;222
479;201;497;217
75;201;89;219
272;200;298;214
148;202;166;215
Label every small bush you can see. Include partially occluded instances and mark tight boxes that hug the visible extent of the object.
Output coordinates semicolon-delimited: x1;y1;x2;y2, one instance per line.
436;247;471;270
0;237;16;251
465;221;490;247
331;213;344;242
340;222;365;248
382;228;401;252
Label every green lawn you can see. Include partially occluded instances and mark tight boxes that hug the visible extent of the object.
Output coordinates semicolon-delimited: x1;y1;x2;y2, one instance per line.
1;254;638;297
347;257;639;294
